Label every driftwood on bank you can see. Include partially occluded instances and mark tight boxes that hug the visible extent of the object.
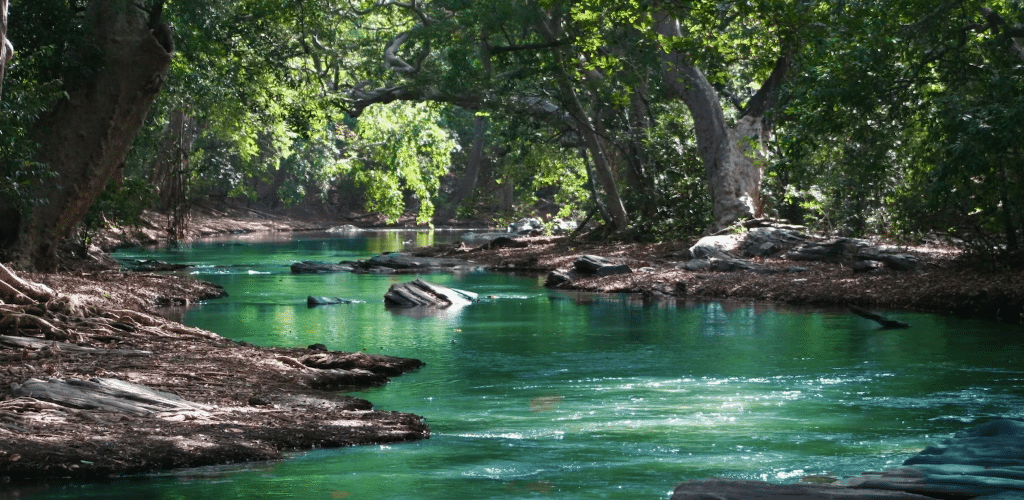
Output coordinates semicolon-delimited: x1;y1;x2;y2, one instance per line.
849;305;911;329
0;335;151;356
11;377;205;416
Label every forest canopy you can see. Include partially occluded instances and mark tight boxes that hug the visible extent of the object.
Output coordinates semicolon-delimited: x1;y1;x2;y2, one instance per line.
0;0;1022;270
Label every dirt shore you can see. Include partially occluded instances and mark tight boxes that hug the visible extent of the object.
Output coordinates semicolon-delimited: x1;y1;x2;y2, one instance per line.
1;240;429;484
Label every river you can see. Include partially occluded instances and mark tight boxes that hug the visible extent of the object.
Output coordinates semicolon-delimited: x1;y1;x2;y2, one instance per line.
24;230;1024;499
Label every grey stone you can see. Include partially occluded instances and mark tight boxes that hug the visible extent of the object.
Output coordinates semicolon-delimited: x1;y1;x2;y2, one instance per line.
684;259;712;272
368;252;465;270
544;270;573;288
740;227;806;257
507;217;544;234
290;261;354;274
573;255;632;276
689;234;743;259
307;296;362;307
383;279;478;308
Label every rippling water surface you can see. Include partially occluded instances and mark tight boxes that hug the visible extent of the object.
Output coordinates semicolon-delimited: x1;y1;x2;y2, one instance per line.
24;230;1024;499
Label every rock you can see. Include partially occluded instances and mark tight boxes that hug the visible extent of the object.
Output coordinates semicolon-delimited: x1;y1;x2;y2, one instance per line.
482;236;529;250
308;343;328;351
683;259;712;272
461;231;516;245
383;279;478;308
507;217;544;234
550;218;578;235
544;270;573;288
326;224;362;233
367;252;465;270
739;227;807;257
783;238;868;263
291;261;354;274
671;478;933;500
689;234;744;259
874;253;919;272
573;255;632;276
121;259;189;272
306;296;362;307
829;419;1024;499
853;260;885;274
903;419;1024;467
710;257;756;272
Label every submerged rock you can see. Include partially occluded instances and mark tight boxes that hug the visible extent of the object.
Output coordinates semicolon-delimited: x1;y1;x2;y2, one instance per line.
306;296;363;307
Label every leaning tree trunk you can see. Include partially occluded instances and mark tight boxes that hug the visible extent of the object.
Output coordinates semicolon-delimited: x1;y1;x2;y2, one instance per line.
10;0;172;270
654;14;763;231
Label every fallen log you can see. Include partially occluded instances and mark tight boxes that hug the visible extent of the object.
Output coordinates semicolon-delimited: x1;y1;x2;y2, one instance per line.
0;335;151;356
849;305;910;329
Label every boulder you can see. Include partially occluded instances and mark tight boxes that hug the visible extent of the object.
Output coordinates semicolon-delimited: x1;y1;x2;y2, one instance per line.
326;224;362;233
550;218;578;235
689;234;744;259
783;238;868;263
507;217;544;234
903;419;1024;467
306;296;363;307
573;255;632;277
544;270;574;288
291;261;354;274
739;227;806;257
383;279;478;308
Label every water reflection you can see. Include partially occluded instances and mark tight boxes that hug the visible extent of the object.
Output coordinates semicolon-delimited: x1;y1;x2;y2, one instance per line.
27;234;1023;500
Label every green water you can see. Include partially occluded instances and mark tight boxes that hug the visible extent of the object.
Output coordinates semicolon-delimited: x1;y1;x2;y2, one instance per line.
24;230;1024;499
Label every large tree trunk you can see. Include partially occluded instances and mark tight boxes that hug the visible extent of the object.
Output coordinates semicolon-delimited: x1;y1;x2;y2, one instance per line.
440;115;487;219
7;0;172;270
654;15;763;231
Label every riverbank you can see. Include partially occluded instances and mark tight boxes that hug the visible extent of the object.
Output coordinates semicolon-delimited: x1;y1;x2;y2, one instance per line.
0;268;428;484
418;234;1024;325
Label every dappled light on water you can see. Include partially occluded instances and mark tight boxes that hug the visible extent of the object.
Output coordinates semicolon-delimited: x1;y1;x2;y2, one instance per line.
34;231;1022;500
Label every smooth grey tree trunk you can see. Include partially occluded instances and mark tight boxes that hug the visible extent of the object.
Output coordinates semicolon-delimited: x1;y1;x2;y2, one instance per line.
654;15;763;231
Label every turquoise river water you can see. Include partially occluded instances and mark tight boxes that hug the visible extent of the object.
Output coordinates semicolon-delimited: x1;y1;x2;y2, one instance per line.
20;230;1024;499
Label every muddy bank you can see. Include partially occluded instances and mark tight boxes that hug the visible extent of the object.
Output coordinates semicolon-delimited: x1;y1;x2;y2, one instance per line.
0;268;428;483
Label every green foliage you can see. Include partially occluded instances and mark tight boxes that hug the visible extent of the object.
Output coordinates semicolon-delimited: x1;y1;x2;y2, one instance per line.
347;102;459;224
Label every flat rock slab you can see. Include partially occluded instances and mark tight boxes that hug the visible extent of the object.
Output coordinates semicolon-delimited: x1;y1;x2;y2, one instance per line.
671;479;935;500
383;279;478;308
11;377;205;416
